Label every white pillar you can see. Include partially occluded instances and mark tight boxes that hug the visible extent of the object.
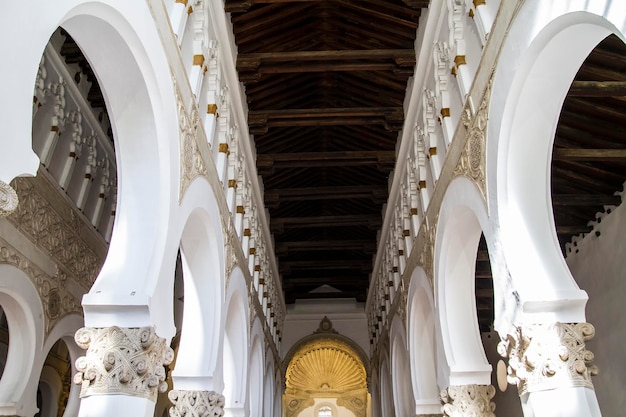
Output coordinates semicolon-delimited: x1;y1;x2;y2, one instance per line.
498;322;601;417
73;326;174;417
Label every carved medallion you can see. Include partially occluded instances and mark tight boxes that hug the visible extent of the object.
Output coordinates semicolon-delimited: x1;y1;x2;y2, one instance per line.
0;180;19;218
440;384;496;417
168;389;225;417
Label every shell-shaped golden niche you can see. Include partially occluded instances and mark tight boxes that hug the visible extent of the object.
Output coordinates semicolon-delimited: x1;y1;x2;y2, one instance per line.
286;339;367;393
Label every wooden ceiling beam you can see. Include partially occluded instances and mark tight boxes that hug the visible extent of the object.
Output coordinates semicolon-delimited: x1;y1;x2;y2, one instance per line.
282;276;369;286
280;259;371;272
553;148;626;161
285;291;366;302
248;107;404;134
556;225;594;235
271;214;382;232
551;194;622;206
276;239;377;254
257;150;396;170
265;185;388;203
569;81;626;97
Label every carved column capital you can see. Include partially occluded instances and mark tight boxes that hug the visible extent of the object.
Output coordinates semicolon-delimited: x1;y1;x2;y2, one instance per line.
498;322;598;395
73;326;174;401
168;390;226;417
440;384;495;417
0;180;19;217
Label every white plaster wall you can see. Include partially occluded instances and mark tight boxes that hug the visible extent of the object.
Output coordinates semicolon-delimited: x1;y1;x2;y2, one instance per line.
282;300;369;358
565;197;626;416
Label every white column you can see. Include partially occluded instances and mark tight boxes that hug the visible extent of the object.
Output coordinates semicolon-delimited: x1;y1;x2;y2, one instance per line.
498;322;601;417
73;326;174;417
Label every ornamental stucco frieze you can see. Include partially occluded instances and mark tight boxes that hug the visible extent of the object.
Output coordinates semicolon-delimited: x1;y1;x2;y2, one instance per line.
0;237;81;334
176;81;208;202
452;78;491;201
74;326;174;401
497;322;598;395
440;384;496;417
7;178;103;289
168;389;225;417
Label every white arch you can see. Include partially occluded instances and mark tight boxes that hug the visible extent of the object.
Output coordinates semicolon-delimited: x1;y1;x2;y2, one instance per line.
0;264;44;417
171;184;225;391
389;317;414;417
23;1;180;331
43;314;84;417
223;267;249;412
39;365;63;417
378;352;394;417
263;359;275;417
406;266;441;414
435;176;491;386
487;2;626;324
249;318;265;415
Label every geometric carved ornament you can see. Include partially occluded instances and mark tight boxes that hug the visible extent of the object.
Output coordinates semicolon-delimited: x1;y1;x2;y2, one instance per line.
74;326;175;402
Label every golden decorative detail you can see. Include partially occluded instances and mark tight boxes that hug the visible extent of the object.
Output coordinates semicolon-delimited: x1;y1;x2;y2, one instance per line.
243;228;251;236
419;180;427;189
452;78;492;200
237;205;245;214
192;54;205;66
175;0;187;4
429;147;437;156
454;55;467;67
498;322;598;395
410;207;418;215
286;339;367;392
228;179;237;188
176;80;207;202
207;103;218;115
440;107;451;118
218;143;229;153
469;8;475;18
0;180;19;217
473;0;486;6
249;247;256;255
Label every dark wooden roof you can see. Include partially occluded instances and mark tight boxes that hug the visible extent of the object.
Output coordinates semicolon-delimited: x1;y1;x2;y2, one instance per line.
228;0;425;304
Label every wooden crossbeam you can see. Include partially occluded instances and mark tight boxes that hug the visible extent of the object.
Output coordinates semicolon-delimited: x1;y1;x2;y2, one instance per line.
257;150;396;170
265;185;388;203
276;239;377;254
248;107;404;134
568;81;626;97
282;276;369;287
552;148;626;161
237;49;415;81
551;194;622;206
280;259;371;272
226;0;429;13
271;214;381;233
556;225;594;235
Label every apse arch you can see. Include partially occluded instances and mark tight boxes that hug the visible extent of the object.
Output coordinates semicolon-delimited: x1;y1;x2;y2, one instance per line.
389;317;415;417
406;266;441;414
435;176;491;387
170;195;225;392
488;6;626;323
